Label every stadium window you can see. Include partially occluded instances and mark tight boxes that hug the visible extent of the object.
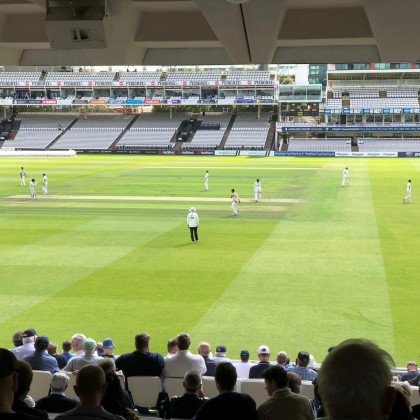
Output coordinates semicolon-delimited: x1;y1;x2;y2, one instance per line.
374;63;391;70
353;63;369;70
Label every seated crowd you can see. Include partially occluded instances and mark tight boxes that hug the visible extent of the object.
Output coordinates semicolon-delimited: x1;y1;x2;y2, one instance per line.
1;328;420;419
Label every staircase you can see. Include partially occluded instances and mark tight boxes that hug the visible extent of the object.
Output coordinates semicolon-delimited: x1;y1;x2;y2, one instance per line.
109;115;139;149
46;117;79;149
263;122;276;151
219;114;236;149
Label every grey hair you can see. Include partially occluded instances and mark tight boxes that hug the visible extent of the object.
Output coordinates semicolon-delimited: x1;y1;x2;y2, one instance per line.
183;370;202;392
317;339;394;414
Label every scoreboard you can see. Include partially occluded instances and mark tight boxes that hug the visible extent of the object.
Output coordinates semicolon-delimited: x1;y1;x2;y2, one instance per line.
281;102;319;117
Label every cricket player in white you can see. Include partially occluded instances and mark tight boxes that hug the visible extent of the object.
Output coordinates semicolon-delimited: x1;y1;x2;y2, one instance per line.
231;188;240;216
404;179;412;203
42;173;48;195
187;207;199;242
20;167;26;186
254;178;262;202
29;179;37;200
342;167;349;187
204;171;209;191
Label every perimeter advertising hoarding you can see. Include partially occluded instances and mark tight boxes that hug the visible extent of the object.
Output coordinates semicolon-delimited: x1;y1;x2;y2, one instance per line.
126;99;143;105
335;152;398;157
398;152;420;157
239;150;266;156
278;125;420;133
274;151;336;157
214;150;238;156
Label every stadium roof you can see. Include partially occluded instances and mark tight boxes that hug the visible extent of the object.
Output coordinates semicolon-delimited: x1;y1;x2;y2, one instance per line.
0;0;419;66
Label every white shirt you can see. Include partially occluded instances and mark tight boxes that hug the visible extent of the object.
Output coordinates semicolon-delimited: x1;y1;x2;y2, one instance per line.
204;173;209;181
187;211;199;227
164;350;206;378
343;169;349;178
20;169;26;177
254;182;262;193
30;181;36;191
407;182;411;193
234;361;255;378
231;192;240;202
43;175;48;185
11;342;35;360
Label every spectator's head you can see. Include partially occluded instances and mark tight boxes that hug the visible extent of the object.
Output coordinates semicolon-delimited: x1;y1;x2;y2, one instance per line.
176;333;191;351
215;363;237;393
406;361;417;372
287;371;302;394
135;332;150;352
71;333;86;353
62;340;72;353
12;331;23;348
167;338;178;355
102;338;116;356
197;342;211;357
35;336;49;352
276;351;289;367
48;342;58;355
74;365;107;405
96;342;104;356
317;339;395;420
15;360;33;401
50;372;69;393
22;328;36;345
258;345;270;362
83;338;97;356
240;350;250;362
0;349;19;410
215;345;227;358
296;351;310;367
389;382;412;420
99;358;117;376
261;366;288;396
183;370;202;395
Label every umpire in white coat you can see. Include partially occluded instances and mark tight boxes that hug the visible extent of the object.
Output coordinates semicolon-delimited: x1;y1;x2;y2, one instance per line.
187;207;199;242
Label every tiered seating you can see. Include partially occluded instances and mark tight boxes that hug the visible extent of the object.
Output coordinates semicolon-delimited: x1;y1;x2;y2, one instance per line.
199;112;232;129
71;114;134;130
165;72;221;85
225;71;273;84
17;113;76;130
288;138;352;152
51;131;119;150
181;130;224;149
118;72;161;85
117;131;174;149
358;138;420;152
224;112;271;149
45;72;114;85
0;71;41;85
9;130;60;149
130;112;187;130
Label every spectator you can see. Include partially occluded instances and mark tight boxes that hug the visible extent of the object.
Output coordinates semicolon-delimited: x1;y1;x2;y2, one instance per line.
287;371;302;394
166;338;178;357
249;346;272;379
96;342;104;358
412;385;420;419
316;338;396;420
12;331;23;349
23;336;59;375
55;365;125;420
11;329;37;360
116;332;165;383
400;361;418;382
287;352;317;382
170;370;207;419
61;340;73;362
102;339;117;360
194;362;257;420
212;345;232;365
35;373;78;413
13;361;48;418
62;338;102;373
276;351;291;370
47;342;67;369
258;365;314;420
234;350;254;378
0;349;23;418
164;333;206;378
389;382;414;420
70;333;86;357
197;342;216;377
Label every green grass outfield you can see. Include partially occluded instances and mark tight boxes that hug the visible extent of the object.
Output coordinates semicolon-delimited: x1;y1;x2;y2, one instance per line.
0;155;419;366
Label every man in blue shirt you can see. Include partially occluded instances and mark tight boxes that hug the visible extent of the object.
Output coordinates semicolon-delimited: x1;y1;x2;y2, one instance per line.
23;336;59;375
287;351;317;382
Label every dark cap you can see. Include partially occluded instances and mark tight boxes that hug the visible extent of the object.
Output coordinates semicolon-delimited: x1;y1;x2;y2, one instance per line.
216;345;227;353
297;351;310;362
0;348;19;378
22;329;36;338
102;338;116;349
240;350;249;359
35;336;49;351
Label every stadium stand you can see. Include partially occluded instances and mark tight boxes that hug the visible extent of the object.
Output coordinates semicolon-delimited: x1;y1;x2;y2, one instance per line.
357;138;420;152
287;139;352;152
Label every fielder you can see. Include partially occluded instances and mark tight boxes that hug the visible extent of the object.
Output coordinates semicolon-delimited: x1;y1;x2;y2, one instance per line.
187;207;199;242
204;170;209;191
29;179;37;200
254;178;262;202
231;188;240;216
404;179;412;203
20;167;26;186
42;173;48;195
342;167;349;187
